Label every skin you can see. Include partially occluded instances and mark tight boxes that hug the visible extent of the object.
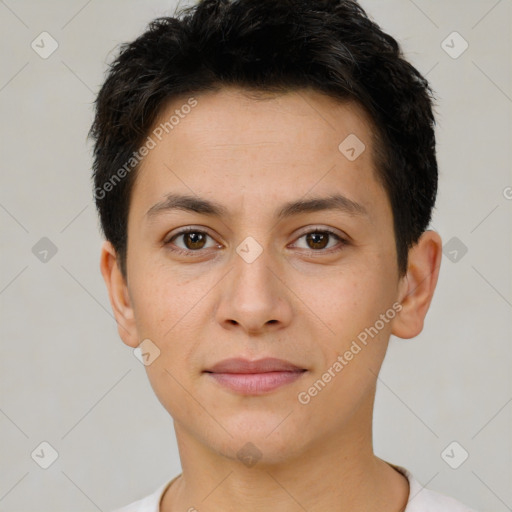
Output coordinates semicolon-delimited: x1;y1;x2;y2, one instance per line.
100;86;442;512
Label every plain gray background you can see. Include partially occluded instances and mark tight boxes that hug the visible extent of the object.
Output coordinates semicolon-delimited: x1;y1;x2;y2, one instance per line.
0;1;511;511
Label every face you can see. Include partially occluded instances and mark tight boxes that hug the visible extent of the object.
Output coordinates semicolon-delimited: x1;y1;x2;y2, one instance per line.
108;87;413;465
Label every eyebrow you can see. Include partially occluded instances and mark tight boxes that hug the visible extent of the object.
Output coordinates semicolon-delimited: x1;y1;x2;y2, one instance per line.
146;192;368;220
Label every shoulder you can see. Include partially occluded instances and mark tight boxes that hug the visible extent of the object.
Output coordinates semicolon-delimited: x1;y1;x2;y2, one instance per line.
390;464;479;512
110;475;180;512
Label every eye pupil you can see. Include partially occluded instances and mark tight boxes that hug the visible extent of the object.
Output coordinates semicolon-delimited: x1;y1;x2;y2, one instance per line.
306;232;329;250
185;232;206;250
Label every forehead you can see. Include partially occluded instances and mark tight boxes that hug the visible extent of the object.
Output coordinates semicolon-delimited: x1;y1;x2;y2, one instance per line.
131;86;387;223
148;86;376;157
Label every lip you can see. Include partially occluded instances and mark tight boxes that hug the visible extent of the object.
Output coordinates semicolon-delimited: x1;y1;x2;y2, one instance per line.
205;357;305;374
203;357;307;395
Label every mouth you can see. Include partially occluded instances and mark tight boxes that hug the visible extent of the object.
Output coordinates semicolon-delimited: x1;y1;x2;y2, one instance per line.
203;357;308;395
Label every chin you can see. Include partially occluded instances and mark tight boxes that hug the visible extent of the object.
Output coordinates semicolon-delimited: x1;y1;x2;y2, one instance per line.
208;419;312;468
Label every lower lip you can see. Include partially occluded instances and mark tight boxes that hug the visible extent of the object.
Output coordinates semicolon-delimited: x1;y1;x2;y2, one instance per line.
206;371;306;394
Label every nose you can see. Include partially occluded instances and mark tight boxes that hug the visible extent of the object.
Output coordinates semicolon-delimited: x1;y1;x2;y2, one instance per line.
215;240;293;336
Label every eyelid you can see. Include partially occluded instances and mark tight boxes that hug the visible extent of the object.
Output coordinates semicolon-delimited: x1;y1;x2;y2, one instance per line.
164;225;217;243
290;226;349;253
294;225;348;241
164;225;349;255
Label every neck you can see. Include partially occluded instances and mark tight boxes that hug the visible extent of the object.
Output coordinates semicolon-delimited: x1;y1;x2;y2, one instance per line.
161;390;409;512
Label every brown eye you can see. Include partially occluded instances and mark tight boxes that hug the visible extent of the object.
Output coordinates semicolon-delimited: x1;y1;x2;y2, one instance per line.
293;228;347;253
166;228;218;254
181;232;207;250
305;232;330;250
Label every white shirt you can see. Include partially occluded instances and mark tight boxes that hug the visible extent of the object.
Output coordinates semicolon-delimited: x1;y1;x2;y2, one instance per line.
111;464;478;512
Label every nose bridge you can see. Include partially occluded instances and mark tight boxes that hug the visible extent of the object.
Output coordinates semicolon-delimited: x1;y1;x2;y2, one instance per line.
216;234;290;332
232;234;277;304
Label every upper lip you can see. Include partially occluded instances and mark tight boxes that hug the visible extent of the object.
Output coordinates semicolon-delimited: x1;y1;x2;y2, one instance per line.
204;357;306;374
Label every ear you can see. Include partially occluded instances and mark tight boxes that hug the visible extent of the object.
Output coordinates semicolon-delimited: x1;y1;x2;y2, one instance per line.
99;240;139;348
391;230;442;339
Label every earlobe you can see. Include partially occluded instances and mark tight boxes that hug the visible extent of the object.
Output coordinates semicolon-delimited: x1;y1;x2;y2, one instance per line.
391;230;442;340
99;241;140;348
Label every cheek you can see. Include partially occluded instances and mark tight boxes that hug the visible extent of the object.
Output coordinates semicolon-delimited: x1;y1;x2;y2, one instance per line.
311;259;396;362
303;278;394;415
130;269;205;416
130;278;169;338
310;266;380;327
130;260;198;332
129;264;212;369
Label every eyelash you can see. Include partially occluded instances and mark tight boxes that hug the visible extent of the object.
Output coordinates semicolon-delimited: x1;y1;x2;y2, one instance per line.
164;226;348;257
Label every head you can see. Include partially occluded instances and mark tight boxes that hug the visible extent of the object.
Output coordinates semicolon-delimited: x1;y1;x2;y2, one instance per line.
91;0;442;467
